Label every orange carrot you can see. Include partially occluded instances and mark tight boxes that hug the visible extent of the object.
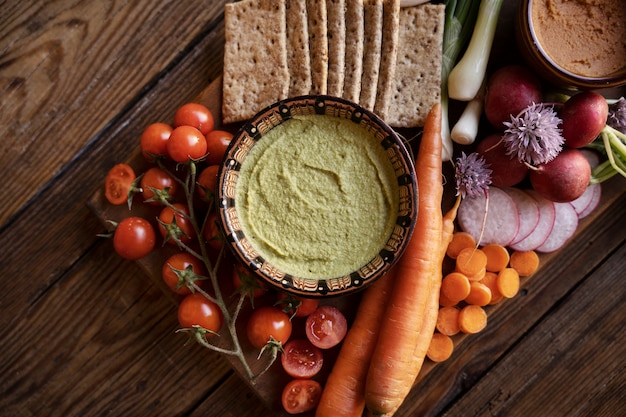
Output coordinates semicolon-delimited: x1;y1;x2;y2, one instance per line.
458;305;488;334
439;292;458;307
364;103;443;416
481;243;510;272
446;231;476;259
426;332;454;363
509;250;540;276
497;267;520;298
455;247;487;280
480;271;504;304
441;272;471;303
315;268;397;417
464;281;492;306
436;306;461;336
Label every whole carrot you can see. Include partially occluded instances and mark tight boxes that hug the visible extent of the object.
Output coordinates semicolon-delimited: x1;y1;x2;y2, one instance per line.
315;267;397;417
364;103;444;415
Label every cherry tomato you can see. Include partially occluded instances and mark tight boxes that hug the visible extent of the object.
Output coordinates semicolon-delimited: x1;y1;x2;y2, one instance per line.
158;203;195;244
277;293;320;318
232;263;267;299
162;252;206;295
281;379;322;415
104;163;136;205
140;167;178;204
281;339;324;379
305;305;347;349
174;102;215;135
140;122;173;160
112;216;156;260
204;130;233;165
196;165;220;200
177;292;223;336
246;306;292;349
167;125;207;163
202;211;223;251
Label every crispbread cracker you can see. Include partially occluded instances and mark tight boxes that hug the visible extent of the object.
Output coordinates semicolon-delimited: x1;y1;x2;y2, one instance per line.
222;0;289;124
373;0;400;121
306;0;328;95
326;0;346;97
286;0;312;96
342;0;364;103
359;0;383;110
387;4;444;127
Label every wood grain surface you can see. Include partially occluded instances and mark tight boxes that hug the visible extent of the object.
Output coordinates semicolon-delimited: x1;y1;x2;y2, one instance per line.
1;1;624;417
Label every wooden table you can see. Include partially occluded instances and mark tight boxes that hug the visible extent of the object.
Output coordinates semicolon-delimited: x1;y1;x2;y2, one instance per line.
1;1;624;416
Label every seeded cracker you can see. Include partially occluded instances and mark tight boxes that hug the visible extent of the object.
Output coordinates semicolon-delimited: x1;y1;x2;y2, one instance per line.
286;0;312;96
373;0;400;121
306;0;329;95
342;0;364;103
387;4;444;127
222;0;289;124
359;0;383;110
326;0;346;97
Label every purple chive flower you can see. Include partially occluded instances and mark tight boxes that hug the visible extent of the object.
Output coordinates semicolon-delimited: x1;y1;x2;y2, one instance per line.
455;152;492;199
502;102;564;166
607;97;626;135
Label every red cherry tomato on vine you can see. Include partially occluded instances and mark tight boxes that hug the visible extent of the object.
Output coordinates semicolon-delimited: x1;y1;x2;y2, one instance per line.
232;263;267;299
104;163;136;205
246;306;292;349
140;167;178;204
162;252;206;295
140;122;173;161
177;292;223;336
174;102;214;135
204;130;233;165
281;339;324;379
281;379;322;414
158;203;195;244
167;125;207;163
202;211;223;251
112;216;156;260
196;165;220;200
277;292;320;318
305;305;347;349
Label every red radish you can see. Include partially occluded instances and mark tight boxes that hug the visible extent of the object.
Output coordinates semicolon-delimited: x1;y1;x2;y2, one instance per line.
457;186;519;246
560;91;609;148
476;133;528;187
529;148;591;203
503;187;540;245
509;191;556;252
536;202;578;253
577;183;602;219
484;65;543;130
570;183;599;217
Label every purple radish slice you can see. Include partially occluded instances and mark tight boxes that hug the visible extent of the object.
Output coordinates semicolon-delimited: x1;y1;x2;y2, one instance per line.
536;202;579;253
577;183;602;219
509;190;556;252
503;187;540;245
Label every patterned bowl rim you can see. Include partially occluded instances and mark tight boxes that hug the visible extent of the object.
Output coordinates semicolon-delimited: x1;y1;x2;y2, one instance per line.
216;95;418;298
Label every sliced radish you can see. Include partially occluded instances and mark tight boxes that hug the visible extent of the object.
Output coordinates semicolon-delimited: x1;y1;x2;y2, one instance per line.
577;183;602;219
509;191;556;252
458;186;520;246
503;187;540;245
536;202;579;253
570;183;601;218
579;148;601;169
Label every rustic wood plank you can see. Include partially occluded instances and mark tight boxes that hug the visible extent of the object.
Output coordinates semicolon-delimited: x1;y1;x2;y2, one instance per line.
0;0;227;227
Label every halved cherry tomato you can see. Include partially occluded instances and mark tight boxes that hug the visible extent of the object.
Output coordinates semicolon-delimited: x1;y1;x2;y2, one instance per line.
140;167;178;205
277;292;320;318
177;292;223;336
167;125;207;163
112;216;156;260
232;263;267;299
158;203;195;244
246;306;292;349
204;130;233;165
140;122;173;161
162;252;206;295
104;163;136;205
173;102;214;135
281;379;322;415
281;339;324;379
196;165;220;200
305;305;347;349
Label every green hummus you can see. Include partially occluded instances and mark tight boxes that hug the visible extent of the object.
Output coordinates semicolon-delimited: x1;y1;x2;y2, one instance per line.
236;114;399;279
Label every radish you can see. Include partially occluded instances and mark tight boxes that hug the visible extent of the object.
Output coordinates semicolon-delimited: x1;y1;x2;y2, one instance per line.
560;91;609;148
536;202;579;253
509;191;556;252
577;183;602;219
529;148;591;203
457;186;519;246
503;187;540;245
476;133;528;187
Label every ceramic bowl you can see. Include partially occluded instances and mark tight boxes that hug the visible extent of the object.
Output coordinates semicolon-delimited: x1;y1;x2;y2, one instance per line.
515;0;626;90
216;96;417;297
